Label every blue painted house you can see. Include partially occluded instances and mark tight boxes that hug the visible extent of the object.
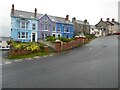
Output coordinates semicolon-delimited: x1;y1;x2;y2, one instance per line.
11;4;74;42
11;4;39;42
55;15;74;38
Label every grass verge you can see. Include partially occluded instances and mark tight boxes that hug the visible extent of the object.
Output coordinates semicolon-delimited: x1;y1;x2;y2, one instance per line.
8;52;50;60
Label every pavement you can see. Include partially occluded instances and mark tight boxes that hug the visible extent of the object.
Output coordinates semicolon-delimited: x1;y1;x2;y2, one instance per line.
2;36;118;88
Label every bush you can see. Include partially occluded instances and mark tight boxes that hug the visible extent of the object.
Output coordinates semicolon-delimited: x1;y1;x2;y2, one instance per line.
46;36;56;43
15;43;40;52
58;37;73;42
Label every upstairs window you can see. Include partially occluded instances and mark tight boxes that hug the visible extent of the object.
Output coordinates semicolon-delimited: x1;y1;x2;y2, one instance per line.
53;26;56;31
43;25;48;30
18;22;20;28
22;21;26;29
45;25;48;30
64;28;69;32
58;28;61;32
32;24;36;30
26;22;28;29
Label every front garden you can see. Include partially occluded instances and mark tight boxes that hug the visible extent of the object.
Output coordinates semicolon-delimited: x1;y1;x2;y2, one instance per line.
7;41;54;59
7;34;96;59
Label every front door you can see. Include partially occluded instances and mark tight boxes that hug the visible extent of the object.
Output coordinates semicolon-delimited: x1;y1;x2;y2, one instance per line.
32;33;36;42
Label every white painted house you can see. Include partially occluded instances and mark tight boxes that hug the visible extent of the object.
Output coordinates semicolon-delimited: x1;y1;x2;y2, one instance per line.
90;25;102;37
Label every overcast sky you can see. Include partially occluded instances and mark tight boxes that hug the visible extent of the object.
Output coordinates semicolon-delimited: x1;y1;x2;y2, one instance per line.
0;0;119;37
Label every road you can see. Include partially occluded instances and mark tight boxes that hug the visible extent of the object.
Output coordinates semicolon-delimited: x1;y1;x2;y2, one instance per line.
2;36;118;88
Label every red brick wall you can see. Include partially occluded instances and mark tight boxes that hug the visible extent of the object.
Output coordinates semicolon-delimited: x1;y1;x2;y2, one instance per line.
55;37;88;52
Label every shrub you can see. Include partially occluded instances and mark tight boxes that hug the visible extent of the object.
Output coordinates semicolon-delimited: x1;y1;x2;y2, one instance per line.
46;36;56;43
58;37;73;42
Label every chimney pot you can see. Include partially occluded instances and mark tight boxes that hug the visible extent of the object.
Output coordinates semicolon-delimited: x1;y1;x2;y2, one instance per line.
100;18;103;21
34;8;37;17
11;4;14;15
66;15;69;21
107;18;110;21
112;18;115;22
84;19;87;23
12;4;14;10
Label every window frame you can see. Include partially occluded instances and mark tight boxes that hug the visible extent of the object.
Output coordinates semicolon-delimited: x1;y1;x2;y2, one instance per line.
32;23;36;30
21;21;25;29
21;32;26;38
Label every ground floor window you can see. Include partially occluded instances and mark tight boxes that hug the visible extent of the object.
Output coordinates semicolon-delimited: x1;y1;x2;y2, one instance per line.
18;32;20;38
58;35;60;38
21;32;25;38
18;32;28;39
53;34;55;37
26;32;28;38
42;33;44;39
66;35;69;38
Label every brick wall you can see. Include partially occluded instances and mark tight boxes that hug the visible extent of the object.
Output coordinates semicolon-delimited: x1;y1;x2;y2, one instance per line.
55;37;88;52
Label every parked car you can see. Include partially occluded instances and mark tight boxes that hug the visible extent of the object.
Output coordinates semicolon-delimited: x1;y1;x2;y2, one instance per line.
113;32;120;35
0;41;10;50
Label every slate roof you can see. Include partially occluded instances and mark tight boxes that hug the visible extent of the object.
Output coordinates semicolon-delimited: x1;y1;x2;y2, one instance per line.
75;20;89;25
105;21;114;25
11;10;73;24
90;25;96;29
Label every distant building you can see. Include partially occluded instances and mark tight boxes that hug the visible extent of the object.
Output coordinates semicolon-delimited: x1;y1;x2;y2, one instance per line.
95;18;119;36
90;25;102;37
72;17;90;36
10;4;74;42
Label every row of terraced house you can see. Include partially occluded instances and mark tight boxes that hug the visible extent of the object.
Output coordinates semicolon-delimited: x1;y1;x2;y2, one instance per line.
11;4;119;42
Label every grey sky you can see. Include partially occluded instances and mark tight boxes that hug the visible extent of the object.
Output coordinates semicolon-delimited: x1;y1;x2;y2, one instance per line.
0;0;119;37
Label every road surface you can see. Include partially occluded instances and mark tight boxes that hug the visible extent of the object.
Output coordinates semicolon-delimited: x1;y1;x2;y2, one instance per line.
2;36;118;88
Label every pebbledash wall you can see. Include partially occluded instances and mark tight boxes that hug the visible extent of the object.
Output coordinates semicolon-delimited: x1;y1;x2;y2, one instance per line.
11;4;74;42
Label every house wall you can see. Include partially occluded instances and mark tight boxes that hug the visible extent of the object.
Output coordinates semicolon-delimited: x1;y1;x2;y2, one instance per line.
11;17;38;42
56;22;74;38
73;21;90;36
112;24;119;33
38;14;53;39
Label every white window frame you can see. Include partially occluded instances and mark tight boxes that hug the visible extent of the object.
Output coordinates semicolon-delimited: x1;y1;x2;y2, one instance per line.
21;32;26;38
26;32;28;38
32;23;36;30
53;26;56;32
22;21;25;29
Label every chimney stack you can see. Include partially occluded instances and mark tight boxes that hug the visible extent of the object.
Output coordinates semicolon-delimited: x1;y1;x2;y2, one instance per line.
100;18;103;21
34;8;37;18
11;4;14;15
107;18;110;21
84;19;87;23
72;17;76;22
66;15;69;21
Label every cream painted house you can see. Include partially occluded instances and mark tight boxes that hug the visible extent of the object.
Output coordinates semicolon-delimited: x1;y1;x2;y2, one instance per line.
90;25;102;37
